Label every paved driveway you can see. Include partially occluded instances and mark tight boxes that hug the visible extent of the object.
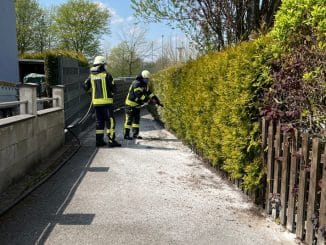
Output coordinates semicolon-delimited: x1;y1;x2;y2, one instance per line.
0;112;296;245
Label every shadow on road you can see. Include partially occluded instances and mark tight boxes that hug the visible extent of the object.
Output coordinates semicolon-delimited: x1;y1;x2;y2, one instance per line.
141;137;181;142
0;144;98;244
127;143;177;151
0;109;169;244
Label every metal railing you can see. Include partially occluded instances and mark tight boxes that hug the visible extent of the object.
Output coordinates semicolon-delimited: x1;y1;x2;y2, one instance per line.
0;100;27;118
37;97;59;106
36;97;58;103
0;98;58;113
0;94;59;119
36;97;60;111
0;100;28;109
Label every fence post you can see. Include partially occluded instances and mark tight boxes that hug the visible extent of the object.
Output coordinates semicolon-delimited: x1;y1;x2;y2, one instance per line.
272;121;282;219
296;133;310;240
52;85;65;109
261;118;268;206
266;120;275;214
286;129;299;232
306;138;322;244
280;133;291;225
19;83;38;115
317;145;326;245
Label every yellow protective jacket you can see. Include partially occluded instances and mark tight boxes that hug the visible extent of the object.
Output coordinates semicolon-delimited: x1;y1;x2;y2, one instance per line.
125;76;154;107
84;65;116;106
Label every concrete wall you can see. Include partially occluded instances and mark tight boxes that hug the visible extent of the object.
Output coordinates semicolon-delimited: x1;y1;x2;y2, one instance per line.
0;85;65;193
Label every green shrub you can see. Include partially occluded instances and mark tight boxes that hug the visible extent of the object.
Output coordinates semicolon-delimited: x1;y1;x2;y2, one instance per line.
21;50;88;66
271;0;326;49
152;37;274;190
263;0;326;133
152;0;325;191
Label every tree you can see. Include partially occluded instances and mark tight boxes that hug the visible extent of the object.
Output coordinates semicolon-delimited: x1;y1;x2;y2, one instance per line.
53;0;110;58
118;25;152;76
33;8;58;52
131;0;282;51
161;36;198;65
107;42;141;77
15;0;46;54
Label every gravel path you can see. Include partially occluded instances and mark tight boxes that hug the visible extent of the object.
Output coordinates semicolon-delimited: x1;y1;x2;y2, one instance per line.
0;112;296;245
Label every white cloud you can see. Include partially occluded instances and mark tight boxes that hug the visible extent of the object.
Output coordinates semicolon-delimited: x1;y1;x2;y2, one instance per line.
108;7;124;24
126;16;134;22
106;7;135;26
95;1;107;10
93;1;134;25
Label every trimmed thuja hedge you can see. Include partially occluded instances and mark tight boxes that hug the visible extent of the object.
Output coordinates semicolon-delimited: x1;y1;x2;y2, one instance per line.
152;37;274;191
151;0;325;191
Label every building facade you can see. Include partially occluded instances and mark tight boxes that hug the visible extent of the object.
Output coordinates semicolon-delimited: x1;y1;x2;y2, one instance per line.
0;0;19;102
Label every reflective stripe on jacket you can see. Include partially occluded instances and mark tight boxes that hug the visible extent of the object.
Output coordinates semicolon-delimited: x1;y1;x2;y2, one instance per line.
90;72;113;105
125;79;154;107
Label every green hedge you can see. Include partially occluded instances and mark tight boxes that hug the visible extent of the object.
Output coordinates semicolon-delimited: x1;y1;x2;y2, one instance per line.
151;0;325;191
152;37;274;190
262;0;325;132
271;0;326;49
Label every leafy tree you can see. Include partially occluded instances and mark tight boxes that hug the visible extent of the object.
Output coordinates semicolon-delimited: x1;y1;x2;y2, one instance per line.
131;0;282;51
107;42;142;77
53;0;110;58
33;8;58;52
118;25;151;76
15;0;46;54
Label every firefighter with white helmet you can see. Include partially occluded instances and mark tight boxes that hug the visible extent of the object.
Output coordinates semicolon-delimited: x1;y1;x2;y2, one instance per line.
123;70;163;140
84;56;121;147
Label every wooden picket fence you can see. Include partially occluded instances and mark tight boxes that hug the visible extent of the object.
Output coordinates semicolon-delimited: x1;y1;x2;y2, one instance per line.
262;118;326;245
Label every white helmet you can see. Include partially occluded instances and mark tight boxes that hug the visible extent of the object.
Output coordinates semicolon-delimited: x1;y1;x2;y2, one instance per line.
141;70;151;79
93;56;106;65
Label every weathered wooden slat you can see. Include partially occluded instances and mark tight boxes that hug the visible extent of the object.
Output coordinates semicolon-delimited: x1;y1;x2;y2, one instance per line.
321;154;325;164
305;138;322;245
296;134;309;240
266;120;275;214
272;121;282;219
317;144;326;245
287;130;299;232
280;134;291;225
235;179;240;188
262;118;268;154
261;118;268;207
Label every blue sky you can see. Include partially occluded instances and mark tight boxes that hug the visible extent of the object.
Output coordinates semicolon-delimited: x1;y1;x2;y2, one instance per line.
38;0;185;54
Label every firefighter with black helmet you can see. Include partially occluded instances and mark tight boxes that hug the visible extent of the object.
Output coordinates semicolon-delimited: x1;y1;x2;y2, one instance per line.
123;70;163;140
84;56;121;147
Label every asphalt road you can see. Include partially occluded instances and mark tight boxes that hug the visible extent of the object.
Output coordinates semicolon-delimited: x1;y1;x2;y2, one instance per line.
0;111;296;245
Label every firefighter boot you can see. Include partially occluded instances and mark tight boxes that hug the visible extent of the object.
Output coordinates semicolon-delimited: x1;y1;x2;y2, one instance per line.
132;128;142;139
108;140;121;147
96;134;107;147
108;134;121;147
124;128;133;140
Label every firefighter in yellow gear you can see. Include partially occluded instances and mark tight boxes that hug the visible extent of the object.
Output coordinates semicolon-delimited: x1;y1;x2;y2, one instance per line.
84;56;121;147
123;70;162;140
